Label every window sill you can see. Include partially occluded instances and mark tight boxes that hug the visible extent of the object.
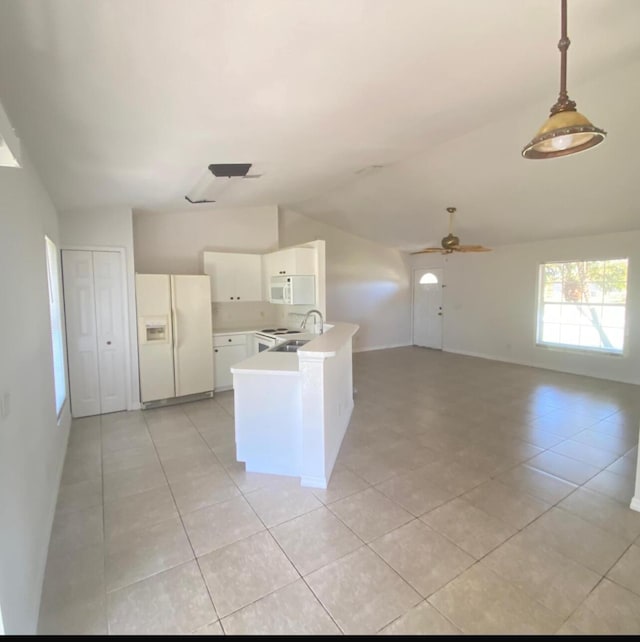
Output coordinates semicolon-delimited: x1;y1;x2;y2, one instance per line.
536;343;624;358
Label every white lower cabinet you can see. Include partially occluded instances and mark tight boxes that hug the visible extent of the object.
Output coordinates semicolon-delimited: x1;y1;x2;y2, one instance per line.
213;334;249;391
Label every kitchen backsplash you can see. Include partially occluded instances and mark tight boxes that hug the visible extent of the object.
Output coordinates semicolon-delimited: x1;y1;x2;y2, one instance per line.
211;301;318;330
281;304;318;330
211;301;278;329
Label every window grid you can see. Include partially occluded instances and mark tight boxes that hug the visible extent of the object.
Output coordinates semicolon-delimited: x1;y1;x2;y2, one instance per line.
537;259;628;355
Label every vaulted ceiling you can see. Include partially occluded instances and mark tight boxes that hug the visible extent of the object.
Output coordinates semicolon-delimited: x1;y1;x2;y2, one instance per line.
1;0;639;251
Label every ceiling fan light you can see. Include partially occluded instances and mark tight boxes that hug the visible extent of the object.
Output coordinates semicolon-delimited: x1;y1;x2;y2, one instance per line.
522;110;606;159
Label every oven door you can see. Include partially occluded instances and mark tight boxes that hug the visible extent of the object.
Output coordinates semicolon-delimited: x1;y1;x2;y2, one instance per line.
255;333;276;352
269;284;285;304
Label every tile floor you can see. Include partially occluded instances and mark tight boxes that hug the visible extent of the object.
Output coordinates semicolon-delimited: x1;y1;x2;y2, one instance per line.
38;347;640;634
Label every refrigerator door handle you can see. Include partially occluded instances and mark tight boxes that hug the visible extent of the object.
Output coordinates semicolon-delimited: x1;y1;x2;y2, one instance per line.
172;307;179;349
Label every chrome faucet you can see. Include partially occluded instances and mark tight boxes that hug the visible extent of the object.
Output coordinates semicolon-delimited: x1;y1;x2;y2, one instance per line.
301;309;324;334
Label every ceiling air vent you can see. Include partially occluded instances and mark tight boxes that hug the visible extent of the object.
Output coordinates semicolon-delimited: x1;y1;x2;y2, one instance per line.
185;163;262;203
208;163;252;177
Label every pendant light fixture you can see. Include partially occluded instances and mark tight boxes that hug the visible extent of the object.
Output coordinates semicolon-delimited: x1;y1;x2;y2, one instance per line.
522;0;606;159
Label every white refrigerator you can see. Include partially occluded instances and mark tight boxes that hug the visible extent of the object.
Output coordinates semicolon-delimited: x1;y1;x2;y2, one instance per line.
136;274;214;405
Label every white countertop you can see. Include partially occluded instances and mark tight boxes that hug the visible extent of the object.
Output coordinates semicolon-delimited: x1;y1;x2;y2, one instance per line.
231;322;359;375
212;326;312;337
212;326;260;336
230;351;300;376
298;322;358;357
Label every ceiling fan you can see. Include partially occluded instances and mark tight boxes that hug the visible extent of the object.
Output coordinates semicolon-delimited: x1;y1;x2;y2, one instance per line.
411;207;492;255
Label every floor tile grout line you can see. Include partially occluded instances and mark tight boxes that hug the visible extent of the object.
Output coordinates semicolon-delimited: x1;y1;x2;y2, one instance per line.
98;414;109;634
362;517;473;631
195;473;333;631
551;536;640;634
408;470;627;628
226;523;346;634
142;399;339;631
141;405;224;630
46;353;640;635
180;444;362;633
100;407;230;626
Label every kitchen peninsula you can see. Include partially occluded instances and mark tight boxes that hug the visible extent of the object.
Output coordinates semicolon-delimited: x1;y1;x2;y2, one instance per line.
230;322;359;488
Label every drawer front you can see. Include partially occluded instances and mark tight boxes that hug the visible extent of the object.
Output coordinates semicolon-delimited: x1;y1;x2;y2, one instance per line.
213;333;248;347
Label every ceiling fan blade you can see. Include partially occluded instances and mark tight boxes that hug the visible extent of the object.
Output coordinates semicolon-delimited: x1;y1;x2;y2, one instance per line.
410;247;446;255
415;208;490;256
455;245;492;252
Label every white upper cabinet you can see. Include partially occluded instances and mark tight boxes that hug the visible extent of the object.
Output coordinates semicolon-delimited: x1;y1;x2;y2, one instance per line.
266;247;316;276
203;251;262;302
262;246;316;298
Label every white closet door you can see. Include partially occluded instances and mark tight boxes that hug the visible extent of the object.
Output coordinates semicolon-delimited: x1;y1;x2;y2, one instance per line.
62;250;101;417
93;251;127;414
63;249;128;417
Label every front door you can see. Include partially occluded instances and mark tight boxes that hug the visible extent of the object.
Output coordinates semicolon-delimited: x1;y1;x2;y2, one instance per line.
412;268;443;349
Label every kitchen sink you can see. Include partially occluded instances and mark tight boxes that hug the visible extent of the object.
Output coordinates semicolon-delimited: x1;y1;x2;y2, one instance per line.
271;339;310;352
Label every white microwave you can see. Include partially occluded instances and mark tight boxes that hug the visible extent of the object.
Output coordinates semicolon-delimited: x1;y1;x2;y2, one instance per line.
269;275;315;305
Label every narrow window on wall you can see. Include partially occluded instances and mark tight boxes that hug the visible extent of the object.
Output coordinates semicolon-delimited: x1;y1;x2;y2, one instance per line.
45;236;67;417
537;258;628;355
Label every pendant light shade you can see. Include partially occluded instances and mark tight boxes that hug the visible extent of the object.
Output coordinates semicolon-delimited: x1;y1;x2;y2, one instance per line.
522;0;606;159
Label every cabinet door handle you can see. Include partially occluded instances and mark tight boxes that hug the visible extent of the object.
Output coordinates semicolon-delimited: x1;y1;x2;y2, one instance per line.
237;296;241;300
228;338;232;342
106;341;112;345
214;349;218;353
230;296;234;300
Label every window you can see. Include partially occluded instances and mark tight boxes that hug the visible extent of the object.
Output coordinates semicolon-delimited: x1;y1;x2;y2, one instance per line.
537;258;628;355
419;272;439;284
45;236;67;416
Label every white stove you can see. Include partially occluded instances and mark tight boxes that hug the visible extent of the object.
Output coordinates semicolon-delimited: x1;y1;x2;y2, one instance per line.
258;327;300;335
255;328;300;352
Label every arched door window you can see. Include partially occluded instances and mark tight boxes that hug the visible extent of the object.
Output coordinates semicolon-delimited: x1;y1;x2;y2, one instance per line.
419;272;439;285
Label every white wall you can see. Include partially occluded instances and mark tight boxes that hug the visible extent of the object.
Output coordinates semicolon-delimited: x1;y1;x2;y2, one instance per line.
133;205;279;274
412;230;640;385
0;152;71;633
279;208;411;352
59;207;140;409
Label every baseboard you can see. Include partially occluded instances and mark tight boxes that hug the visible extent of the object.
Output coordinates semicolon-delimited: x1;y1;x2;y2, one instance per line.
353;342;411;354
630;497;640;513
444;348;640;386
141;390;214;410
444;348;531;369
300;474;328;489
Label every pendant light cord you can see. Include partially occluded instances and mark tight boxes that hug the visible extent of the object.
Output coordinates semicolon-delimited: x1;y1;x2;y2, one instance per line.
552;0;576;114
